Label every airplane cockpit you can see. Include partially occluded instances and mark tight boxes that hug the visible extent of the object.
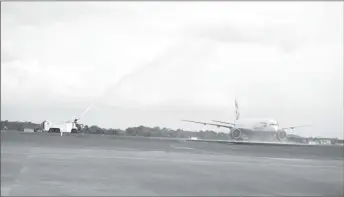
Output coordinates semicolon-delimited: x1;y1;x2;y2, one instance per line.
256;120;279;131
258;122;268;127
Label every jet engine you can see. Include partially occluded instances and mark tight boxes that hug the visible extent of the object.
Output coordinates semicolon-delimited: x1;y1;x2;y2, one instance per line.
231;128;242;140
276;129;287;141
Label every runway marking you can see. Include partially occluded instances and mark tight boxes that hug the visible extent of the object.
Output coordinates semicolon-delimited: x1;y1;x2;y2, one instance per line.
170;144;223;155
23;146;145;153
2;151;342;169
69;147;143;152
170;144;343;163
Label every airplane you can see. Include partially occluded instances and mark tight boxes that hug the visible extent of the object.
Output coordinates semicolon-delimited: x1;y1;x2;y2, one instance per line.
182;99;311;141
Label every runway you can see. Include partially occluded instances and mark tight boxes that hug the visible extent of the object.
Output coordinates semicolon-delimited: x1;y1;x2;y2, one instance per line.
1;132;343;196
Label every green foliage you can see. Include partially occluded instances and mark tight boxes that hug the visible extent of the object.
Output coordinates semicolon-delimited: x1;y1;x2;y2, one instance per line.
1;120;40;131
0;120;230;140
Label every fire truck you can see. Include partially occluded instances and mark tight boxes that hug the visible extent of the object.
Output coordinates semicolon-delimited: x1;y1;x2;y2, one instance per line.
41;119;83;133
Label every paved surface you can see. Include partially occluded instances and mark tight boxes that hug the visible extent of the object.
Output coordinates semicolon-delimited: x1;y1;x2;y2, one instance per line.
1;132;343;196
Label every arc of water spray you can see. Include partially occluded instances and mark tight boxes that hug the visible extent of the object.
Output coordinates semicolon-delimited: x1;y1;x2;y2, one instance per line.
78;37;217;120
77;73;128;120
77;39;186;120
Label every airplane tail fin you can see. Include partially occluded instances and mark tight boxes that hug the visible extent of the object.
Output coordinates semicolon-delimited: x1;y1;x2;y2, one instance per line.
235;99;240;120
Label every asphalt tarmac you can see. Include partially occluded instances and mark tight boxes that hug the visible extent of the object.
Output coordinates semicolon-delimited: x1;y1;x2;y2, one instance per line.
1;132;343;196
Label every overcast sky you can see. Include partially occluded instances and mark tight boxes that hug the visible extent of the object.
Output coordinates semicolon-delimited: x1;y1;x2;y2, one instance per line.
1;2;343;138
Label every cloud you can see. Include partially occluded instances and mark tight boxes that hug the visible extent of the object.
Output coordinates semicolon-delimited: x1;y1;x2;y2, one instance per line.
188;24;304;53
1;2;138;28
1;2;343;138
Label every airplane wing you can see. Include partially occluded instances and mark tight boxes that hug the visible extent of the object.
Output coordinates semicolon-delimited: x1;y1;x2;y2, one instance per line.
212;120;235;125
181;120;233;129
280;125;312;130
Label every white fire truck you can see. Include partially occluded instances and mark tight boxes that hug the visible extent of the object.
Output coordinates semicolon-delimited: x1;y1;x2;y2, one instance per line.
41;119;83;133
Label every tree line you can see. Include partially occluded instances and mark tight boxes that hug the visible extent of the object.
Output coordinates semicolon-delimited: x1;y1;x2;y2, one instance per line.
1;120;230;140
83;125;229;140
3;120;341;144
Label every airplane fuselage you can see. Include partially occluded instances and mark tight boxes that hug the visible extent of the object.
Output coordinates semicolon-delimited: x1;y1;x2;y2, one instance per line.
230;118;287;141
234;118;279;133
